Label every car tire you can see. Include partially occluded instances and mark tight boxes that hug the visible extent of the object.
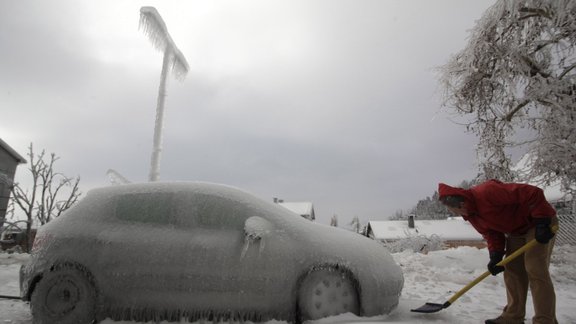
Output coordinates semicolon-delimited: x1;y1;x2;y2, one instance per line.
31;265;96;324
298;268;360;321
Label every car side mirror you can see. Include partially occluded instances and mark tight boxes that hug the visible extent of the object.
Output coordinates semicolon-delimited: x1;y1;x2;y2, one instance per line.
244;216;274;241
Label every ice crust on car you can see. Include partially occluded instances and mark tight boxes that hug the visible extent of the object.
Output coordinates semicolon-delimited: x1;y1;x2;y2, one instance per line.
22;181;403;323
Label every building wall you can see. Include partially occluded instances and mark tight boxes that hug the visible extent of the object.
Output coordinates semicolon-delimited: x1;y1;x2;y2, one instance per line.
444;240;487;249
0;146;20;221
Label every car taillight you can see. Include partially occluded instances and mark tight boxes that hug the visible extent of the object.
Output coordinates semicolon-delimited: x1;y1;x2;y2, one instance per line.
31;233;52;253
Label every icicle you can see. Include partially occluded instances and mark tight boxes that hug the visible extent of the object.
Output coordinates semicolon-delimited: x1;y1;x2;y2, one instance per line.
258;237;266;254
139;7;169;52
240;237;251;260
139;6;189;80
171;47;189;81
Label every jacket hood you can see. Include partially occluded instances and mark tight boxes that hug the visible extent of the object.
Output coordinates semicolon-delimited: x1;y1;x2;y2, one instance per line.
438;183;474;201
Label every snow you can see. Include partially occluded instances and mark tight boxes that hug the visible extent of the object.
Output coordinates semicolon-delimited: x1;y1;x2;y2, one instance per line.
277;202;314;218
2;244;576;324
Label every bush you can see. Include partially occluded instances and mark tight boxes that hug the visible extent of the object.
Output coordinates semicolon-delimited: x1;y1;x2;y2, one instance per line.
380;234;445;254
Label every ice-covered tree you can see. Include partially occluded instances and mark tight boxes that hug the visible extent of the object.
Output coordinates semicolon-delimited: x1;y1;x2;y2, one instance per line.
348;216;362;234
409;180;478;219
411;192;449;220
388;210;405;221
11;144;81;251
330;214;338;227
440;0;576;197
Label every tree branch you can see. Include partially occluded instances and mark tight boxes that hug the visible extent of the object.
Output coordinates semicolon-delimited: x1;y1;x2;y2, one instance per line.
519;7;552;20
504;100;530;122
11;143;82;228
521;55;551;78
559;62;576;79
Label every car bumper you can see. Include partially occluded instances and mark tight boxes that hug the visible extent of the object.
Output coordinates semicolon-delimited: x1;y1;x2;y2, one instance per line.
19;264;28;300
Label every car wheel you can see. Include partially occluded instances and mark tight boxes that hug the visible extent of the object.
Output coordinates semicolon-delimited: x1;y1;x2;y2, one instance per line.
31;265;96;324
298;268;360;321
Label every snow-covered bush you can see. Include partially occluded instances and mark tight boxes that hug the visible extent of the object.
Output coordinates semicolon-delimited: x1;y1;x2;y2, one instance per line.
380;234;445;253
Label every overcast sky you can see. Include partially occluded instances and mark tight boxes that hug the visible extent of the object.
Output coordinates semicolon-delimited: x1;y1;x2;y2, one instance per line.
1;0;497;225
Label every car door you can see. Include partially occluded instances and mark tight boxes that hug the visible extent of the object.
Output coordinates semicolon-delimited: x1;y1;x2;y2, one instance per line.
172;192;298;312
96;191;195;307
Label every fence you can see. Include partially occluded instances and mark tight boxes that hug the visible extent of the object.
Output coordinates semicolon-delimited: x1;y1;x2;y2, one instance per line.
555;199;576;246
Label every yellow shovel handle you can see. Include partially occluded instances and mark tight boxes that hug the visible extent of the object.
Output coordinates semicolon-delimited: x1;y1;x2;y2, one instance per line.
447;224;559;305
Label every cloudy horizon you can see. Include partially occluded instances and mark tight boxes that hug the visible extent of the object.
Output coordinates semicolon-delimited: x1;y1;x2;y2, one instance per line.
1;0;496;225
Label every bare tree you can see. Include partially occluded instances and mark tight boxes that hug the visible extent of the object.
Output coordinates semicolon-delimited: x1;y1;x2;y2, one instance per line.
11;144;81;251
440;0;576;196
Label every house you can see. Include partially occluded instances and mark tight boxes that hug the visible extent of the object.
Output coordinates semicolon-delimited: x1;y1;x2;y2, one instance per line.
0;227;36;252
0;139;27;224
274;198;316;221
365;215;486;249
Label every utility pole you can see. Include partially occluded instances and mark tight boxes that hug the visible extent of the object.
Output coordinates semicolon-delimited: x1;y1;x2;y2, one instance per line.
139;7;189;181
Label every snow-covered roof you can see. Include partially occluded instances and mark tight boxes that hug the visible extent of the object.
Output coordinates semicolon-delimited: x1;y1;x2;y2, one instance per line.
0;138;26;164
368;217;484;241
277;202;314;217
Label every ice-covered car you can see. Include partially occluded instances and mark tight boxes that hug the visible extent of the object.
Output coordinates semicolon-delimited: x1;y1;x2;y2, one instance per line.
20;182;403;324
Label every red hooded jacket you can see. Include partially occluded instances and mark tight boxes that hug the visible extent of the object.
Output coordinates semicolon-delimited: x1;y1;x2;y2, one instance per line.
438;180;556;253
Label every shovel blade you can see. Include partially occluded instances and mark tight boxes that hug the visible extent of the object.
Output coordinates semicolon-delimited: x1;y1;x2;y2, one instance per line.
411;301;450;313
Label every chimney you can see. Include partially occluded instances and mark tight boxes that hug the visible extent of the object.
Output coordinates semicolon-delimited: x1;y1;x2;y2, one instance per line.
408;215;415;229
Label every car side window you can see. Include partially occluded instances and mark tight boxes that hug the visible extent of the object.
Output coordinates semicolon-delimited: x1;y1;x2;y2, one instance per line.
115;192;176;225
173;193;251;230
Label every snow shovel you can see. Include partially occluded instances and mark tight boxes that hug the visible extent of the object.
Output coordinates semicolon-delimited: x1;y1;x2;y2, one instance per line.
0;294;21;300
411;225;558;313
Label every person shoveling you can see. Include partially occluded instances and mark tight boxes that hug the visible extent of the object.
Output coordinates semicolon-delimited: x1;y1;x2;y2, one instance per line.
412;180;558;324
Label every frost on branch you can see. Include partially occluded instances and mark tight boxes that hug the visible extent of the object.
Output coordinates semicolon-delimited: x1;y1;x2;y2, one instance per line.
440;0;576;196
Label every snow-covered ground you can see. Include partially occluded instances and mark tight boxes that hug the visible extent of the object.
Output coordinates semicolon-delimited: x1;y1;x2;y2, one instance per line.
2;245;575;324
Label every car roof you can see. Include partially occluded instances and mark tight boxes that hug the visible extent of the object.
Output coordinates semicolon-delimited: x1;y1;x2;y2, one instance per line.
88;181;247;196
82;181;301;223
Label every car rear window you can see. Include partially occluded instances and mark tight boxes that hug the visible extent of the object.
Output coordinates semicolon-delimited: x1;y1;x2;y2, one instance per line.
115;192;177;225
173;193;251;229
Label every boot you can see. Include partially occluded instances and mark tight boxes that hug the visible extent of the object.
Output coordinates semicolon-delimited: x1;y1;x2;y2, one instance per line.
485;316;524;324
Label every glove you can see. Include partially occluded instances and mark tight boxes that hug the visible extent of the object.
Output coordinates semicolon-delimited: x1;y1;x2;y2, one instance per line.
534;218;554;244
487;251;505;276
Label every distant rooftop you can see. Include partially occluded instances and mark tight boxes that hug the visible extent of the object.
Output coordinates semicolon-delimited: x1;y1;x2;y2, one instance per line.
277;201;315;221
367;217;484;241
